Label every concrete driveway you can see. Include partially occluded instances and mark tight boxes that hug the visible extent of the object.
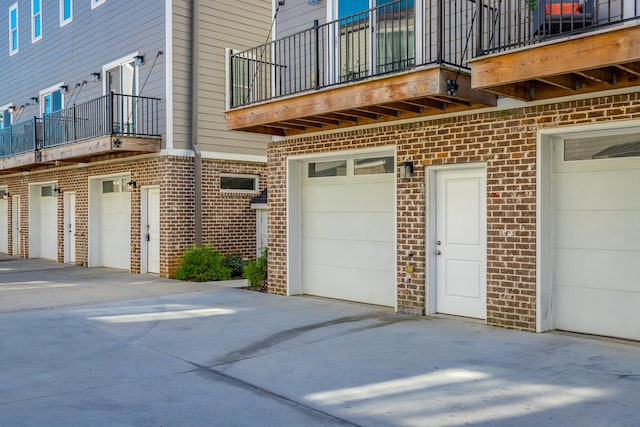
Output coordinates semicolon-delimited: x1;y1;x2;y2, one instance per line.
1;254;639;426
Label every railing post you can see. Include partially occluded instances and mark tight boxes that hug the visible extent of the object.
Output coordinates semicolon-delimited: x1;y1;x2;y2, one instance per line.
314;19;320;89
72;104;77;142
229;50;235;108
108;92;114;134
476;0;484;57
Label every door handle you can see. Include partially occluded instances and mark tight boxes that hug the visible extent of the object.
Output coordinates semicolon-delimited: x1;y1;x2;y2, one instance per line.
435;250;441;256
146;233;151;242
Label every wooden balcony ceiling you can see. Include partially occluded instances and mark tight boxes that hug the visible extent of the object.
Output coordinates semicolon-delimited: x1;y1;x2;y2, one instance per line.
226;66;497;136
39;135;161;164
471;25;640;101
0;152;37;175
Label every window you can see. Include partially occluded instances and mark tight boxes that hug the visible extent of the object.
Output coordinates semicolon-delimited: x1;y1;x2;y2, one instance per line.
0;106;12;130
41;186;54;197
308;160;347;178
41;90;63;114
354;156;394;175
102;178;127;193
220;174;258;192
32;0;42;42
564;135;640;161
9;3;18;55
91;0;106;9
60;0;72;26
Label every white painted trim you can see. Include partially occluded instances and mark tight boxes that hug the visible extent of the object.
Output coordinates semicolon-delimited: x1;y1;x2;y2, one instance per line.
31;0;42;43
59;0;72;27
425;162;488;317
165;0;173;150
91;0;106;10
39;81;66;113
9;3;19;55
101;52;141;96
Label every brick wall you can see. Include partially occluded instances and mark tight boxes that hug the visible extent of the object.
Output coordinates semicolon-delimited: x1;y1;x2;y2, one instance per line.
267;92;640;331
0;155;266;279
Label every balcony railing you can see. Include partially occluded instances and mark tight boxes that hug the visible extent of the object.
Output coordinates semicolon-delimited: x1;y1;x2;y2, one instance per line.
229;0;480;108
42;93;161;148
0;118;40;158
476;0;640;55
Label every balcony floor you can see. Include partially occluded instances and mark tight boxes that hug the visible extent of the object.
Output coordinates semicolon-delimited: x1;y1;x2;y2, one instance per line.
226;66;497;136
471;24;640;101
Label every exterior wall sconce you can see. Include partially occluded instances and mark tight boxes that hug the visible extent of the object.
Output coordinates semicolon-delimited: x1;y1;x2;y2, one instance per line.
1;190;9;200
400;161;414;179
134;55;145;66
7;104;15;113
59;85;68;94
91;72;101;82
30;97;39;104
53;187;63;196
127;180;137;192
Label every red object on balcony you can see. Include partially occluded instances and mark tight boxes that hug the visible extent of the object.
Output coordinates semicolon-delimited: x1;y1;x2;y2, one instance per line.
545;2;581;15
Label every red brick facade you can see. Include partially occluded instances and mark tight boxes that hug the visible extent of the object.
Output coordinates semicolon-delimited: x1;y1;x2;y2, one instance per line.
0;155;266;278
267;92;640;331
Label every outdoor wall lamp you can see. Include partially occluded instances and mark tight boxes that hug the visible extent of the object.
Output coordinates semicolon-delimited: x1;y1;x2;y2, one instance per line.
127;180;137;192
400;161;414;179
53;187;62;196
91;72;101;82
1;190;9;200
134;55;145;66
7;104;15;113
59;85;68;94
30;97;39;104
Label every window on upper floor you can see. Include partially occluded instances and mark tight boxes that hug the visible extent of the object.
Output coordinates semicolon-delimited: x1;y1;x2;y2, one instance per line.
41;89;63;115
91;0;106;9
0;106;12;130
60;0;72;27
32;0;42;42
9;3;19;55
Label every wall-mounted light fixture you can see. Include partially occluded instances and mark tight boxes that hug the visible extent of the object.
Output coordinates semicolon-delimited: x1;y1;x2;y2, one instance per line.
59;85;69;94
53;187;63;196
30;97;39;104
127;180;137;192
7;104;15;113
91;72;101;82
400;161;414;179
134;55;145;66
1;190;9;200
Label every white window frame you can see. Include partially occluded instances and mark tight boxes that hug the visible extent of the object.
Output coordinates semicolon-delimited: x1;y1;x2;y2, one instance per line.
91;0;106;9
9;3;19;56
0;103;13;129
39;82;65;115
31;0;42;42
220;174;259;193
60;0;72;27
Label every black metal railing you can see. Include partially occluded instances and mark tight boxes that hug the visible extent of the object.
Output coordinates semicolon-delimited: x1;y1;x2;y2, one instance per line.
229;0;480;108
477;0;640;55
0;118;40;158
42;93;161;148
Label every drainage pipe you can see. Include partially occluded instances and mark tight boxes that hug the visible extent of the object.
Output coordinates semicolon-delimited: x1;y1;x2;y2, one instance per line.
191;0;202;246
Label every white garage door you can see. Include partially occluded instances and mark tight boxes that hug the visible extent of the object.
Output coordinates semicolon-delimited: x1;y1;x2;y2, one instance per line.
0;196;7;253
100;179;131;269
301;155;396;307
554;137;640;341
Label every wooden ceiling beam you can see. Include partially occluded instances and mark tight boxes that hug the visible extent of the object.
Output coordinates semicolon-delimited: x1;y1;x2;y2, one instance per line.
321;113;359;123
575;68;616;84
616;61;640;77
359;106;399;117
537;74;578;91
383;101;423;114
405;98;447;111
340;109;379;120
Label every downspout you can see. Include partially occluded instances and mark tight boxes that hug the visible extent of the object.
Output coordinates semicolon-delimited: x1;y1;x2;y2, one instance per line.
192;0;202;246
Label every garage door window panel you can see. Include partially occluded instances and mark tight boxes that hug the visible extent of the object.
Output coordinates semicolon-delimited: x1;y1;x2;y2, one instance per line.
564;135;640;161
354;156;394;175
308;160;347;178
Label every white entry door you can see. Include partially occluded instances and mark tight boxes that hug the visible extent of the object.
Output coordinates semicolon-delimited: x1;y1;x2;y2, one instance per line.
434;167;487;319
64;192;76;264
12;195;20;256
145;187;160;274
100;184;131;269
0;196;7;253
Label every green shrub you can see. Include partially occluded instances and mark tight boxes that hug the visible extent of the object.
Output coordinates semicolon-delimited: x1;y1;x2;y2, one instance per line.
243;248;268;290
223;254;247;278
175;244;232;282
